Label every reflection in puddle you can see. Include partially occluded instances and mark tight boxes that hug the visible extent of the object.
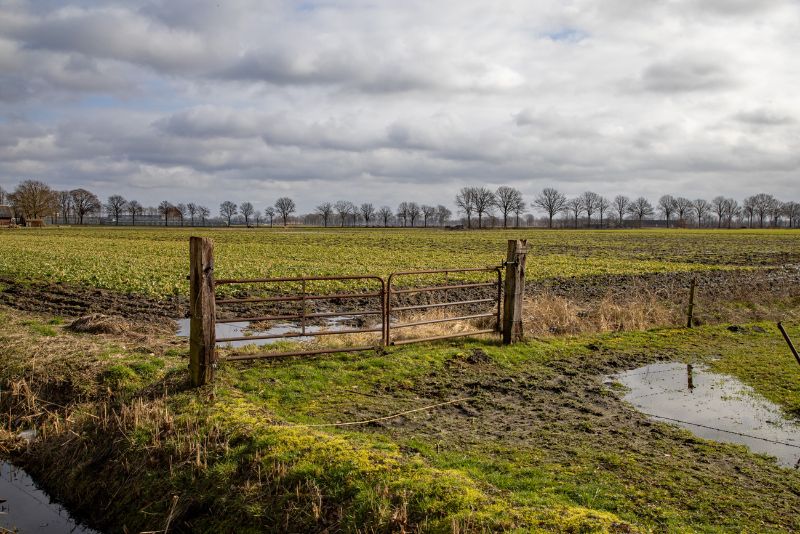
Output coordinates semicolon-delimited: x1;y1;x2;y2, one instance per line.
612;362;800;467
175;316;356;348
0;461;99;533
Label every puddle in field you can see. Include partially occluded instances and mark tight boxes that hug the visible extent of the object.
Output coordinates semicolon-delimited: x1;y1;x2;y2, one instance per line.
176;315;360;348
0;461;100;533
611;362;800;467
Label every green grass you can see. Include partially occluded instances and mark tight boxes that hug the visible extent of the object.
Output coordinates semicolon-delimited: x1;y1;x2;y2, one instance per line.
2;306;799;532
1;227;798;298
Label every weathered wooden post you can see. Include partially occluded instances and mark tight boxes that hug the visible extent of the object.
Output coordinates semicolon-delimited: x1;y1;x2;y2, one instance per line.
502;239;528;344
189;237;216;386
686;277;697;328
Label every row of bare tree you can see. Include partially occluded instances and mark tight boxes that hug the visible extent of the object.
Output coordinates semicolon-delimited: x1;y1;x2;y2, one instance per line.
2;180;797;229
529;188;799;228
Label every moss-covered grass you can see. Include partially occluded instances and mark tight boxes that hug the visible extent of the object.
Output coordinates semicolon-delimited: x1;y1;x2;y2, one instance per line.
1;307;799;532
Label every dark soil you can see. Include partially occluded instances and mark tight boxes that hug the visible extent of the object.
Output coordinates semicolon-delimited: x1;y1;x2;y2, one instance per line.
527;264;800;302
0;277;178;323
2;265;798;329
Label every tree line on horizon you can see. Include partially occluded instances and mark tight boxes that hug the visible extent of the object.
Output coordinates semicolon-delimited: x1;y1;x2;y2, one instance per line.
2;179;799;229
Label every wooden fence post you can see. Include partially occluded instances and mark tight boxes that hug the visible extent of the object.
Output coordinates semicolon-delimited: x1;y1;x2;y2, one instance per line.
686;277;697;328
189;237;216;386
502;239;528;344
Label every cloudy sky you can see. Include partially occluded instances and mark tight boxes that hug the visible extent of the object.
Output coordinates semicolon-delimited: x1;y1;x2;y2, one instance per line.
1;0;798;212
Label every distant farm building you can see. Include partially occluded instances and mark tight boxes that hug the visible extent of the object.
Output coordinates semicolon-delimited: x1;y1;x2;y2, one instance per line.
0;205;13;227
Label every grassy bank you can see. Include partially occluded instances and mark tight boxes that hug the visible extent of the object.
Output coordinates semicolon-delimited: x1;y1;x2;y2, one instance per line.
1;306;799;532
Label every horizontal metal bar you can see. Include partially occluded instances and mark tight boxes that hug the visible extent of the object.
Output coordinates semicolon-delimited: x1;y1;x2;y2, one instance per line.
223;345;379;361
390;329;498;346
389;267;500;276
216;291;383;305
215;275;384;285
390;282;497;295
391;298;496;312
216;310;382;324
391;313;496;329
216;327;383;343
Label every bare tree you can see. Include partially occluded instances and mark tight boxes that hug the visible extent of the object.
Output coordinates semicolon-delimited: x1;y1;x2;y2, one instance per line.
743;196;756;228
0;185;6;205
613;195;630;226
658;195;676;227
176;203;187;226
128;200;142;226
597;196;610;228
784;201;800;228
335;200;353;227
198;206;210;226
674;197;692;224
769;198;783;227
9;180;58;220
495;186;523;229
725;198;740;228
421;205;436;227
692;198;710;228
532;188;567;229
472;187;495;229
58;190;72;224
396;202;409;227
265;206;275;227
219;201;237;226
240;201;255;226
627;197;654;228
253;210;262;227
566;197;583;228
104;195;127;225
407;202;421;227
316;203;333;227
70;189;101;225
436;205;452;226
159;201;174;227
749;193;776;228
186;202;198;225
711;196;728;228
378;205;393;227
581;191;601;228
454;187;475;228
274;197;296;226
360;203;375;226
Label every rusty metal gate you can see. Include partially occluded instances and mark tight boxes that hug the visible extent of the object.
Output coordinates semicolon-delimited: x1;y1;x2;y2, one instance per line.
213;275;386;360
188;237;528;385
385;267;503;345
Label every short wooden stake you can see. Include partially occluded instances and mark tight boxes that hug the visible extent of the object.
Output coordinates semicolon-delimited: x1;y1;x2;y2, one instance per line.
189;237;216;386
686;277;697;328
502;239;528;344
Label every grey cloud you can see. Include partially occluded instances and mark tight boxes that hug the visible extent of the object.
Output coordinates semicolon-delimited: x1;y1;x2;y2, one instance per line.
641;56;738;93
733;108;795;126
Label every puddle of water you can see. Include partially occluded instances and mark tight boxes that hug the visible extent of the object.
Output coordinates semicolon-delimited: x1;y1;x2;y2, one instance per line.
612;362;800;467
0;461;100;533
176;316;357;348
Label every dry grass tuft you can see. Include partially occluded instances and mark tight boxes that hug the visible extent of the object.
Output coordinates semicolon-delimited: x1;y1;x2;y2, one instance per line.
523;290;679;337
67;314;130;335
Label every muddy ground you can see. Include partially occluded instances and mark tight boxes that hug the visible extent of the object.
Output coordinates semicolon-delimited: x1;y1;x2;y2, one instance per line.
335;346;800;530
1;265;798;327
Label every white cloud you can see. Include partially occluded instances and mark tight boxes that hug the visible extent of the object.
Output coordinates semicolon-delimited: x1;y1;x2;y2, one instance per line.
0;0;798;211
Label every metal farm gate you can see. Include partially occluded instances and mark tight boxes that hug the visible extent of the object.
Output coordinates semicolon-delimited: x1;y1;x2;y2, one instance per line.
188;237;528;386
385;268;503;345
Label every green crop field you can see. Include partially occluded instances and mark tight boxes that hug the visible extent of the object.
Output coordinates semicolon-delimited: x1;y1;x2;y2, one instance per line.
1;227;799;298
